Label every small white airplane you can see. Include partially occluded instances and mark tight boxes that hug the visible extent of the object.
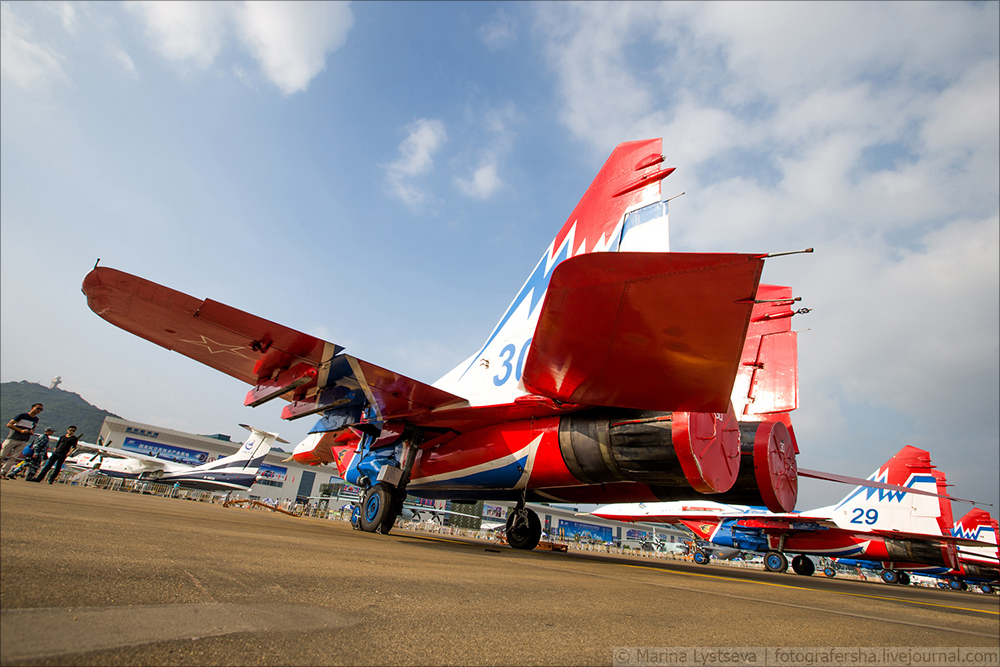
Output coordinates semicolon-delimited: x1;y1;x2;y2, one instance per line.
69;425;286;492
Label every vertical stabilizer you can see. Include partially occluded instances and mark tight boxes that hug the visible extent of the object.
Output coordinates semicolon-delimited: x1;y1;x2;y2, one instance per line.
828;446;943;535
952;508;1000;570
196;425;283;472
435;139;675;405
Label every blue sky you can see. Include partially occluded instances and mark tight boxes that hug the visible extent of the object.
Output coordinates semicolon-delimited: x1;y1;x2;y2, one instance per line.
2;1;997;511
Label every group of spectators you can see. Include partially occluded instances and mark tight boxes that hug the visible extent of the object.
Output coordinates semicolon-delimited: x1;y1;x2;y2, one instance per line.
0;403;81;484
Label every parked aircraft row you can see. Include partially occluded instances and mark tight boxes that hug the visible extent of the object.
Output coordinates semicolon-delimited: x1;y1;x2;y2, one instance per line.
82;137;992;556
592;446;999;593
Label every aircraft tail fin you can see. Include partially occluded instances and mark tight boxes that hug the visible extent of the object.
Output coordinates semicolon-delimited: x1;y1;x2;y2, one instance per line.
952;508;1000;568
829;445;946;535
436;139;675;404
435;138;764;414
730;285;799;420
200;425;286;472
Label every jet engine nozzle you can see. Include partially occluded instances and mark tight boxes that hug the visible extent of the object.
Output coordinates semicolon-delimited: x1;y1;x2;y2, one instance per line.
710;420;798;513
557;404;741;494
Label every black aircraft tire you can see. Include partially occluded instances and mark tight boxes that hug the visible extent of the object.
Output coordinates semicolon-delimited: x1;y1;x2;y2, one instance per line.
359;483;393;533
693;550;710;565
823;567;836;578
897;571;910;586
791;555;815;576
505;508;541;550
880;569;899;585
764;551;788;573
378;491;405;535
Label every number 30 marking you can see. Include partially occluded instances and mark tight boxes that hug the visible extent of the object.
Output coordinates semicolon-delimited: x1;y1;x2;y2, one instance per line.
493;338;533;386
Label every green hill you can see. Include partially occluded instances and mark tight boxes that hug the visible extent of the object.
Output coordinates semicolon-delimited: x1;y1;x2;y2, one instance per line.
1;381;122;442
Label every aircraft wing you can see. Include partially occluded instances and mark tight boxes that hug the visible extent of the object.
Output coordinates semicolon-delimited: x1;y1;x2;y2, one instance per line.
75;442;176;471
82;267;467;422
522;252;765;413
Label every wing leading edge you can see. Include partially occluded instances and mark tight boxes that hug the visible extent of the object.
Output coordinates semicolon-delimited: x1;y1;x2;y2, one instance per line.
82;267;466;423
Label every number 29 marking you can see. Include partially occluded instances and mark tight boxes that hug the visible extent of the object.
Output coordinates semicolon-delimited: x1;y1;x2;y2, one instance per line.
850;508;879;525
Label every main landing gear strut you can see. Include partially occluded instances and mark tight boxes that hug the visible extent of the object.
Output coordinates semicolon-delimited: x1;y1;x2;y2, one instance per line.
505;497;541;551
353;429;423;535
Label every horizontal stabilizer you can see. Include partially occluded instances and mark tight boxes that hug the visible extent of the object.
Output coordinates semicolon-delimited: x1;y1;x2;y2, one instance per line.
798;468;982;505
522;252;764;412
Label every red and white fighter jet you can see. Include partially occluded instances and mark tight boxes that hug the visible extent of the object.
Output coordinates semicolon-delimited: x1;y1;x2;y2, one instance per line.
83;138;814;549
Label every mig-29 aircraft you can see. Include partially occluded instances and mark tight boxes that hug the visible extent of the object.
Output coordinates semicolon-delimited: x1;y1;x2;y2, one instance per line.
591;445;991;581
83;138;819;550
833;507;1000;592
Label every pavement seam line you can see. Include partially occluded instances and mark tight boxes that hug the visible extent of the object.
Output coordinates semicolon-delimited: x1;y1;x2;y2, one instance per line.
518;561;999;639
618;562;1000;616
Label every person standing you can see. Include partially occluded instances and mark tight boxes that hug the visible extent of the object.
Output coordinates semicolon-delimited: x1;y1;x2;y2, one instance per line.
29;426;79;484
3;427;54;479
23;427;55;480
1;403;43;476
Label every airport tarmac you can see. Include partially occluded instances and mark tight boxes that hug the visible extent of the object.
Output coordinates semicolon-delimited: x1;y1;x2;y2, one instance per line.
1;480;998;666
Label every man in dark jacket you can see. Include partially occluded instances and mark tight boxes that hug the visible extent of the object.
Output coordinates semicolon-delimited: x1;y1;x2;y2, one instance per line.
4;427;53;479
1;403;43;476
29;426;79;484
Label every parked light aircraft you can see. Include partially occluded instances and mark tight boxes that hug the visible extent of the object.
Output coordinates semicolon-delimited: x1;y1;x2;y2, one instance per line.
69;425;286;492
591;446;992;580
84;138;826;550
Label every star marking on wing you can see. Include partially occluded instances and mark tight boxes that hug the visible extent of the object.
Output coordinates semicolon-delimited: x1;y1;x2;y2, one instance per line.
180;335;252;360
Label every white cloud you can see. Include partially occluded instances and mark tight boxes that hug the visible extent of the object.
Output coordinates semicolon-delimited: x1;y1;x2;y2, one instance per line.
384;118;448;208
53;1;77;36
453;103;519;200
233;1;353;96
1;1;67;89
112;47;138;77
478;8;517;52
455;162;502;199
127;0;353;95
128;1;228;69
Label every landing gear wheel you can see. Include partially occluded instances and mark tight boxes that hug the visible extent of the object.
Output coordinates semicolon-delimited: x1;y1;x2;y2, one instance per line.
379;491;405;535
505;507;541;550
359;483;393;533
764;551;788;573
693;550;710;565
981;584;993;595
791;555;815;576
823;567;836;578
350;504;361;530
897;571;910;586
948;579;963;591
880;569;899;585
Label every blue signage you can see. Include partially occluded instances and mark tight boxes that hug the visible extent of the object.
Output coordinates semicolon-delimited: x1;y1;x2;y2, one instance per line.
557;519;613;543
259;463;288;483
122;437;208;465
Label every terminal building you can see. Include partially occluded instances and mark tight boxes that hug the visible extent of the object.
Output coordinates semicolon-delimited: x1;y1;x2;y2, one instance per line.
96;417;692;547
